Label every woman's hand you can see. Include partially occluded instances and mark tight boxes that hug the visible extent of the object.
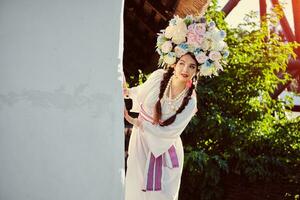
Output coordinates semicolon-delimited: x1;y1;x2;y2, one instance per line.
122;75;130;98
124;108;143;130
123;87;129;98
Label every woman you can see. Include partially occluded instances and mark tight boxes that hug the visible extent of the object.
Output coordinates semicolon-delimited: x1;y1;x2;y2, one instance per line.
123;15;228;200
123;53;199;200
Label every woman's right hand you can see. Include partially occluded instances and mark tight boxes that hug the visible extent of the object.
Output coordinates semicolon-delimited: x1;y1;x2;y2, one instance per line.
123;87;129;98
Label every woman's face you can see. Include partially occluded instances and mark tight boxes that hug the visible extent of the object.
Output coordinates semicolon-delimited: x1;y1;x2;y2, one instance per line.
172;54;197;82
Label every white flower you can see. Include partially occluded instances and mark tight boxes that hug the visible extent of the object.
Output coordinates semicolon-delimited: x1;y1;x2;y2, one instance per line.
161;41;173;53
211;41;226;51
171;18;188;44
204;31;213;40
156;48;163;55
165;25;175;39
157;34;167;47
199;60;217;76
174;46;188;58
200;39;211;51
188;45;196;53
164;53;176;65
214;61;224;71
209;51;222;61
212;68;219;76
173;15;181;23
210;28;224;42
195;52;208;64
172;34;186;44
200;64;214;76
164;17;188;44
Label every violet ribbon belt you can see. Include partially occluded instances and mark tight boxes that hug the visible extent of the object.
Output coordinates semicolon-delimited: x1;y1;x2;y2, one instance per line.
139;104;179;192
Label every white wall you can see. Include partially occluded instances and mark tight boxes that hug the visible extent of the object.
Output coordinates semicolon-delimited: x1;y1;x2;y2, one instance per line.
0;0;124;199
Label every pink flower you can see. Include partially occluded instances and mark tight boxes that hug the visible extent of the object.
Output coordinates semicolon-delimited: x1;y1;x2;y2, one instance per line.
187;23;206;48
194;23;206;35
188;23;206;35
195;52;208;64
187;32;204;48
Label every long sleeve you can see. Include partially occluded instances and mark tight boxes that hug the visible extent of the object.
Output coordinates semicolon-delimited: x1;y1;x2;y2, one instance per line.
142;96;197;157
126;69;165;113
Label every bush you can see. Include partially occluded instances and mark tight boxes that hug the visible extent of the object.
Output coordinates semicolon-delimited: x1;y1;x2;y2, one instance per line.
180;1;300;199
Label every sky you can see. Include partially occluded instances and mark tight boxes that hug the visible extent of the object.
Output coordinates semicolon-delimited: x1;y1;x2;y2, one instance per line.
217;0;295;31
216;1;299;111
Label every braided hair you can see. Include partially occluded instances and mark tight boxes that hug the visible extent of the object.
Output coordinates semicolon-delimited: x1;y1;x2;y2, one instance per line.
153;54;199;126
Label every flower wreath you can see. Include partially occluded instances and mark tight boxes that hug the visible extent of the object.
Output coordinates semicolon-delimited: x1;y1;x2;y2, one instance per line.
156;15;229;77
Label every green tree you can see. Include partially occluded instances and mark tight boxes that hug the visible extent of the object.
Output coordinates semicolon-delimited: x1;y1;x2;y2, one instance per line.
179;1;300;199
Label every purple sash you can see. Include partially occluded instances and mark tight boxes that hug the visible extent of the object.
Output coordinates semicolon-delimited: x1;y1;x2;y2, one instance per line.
139;104;179;192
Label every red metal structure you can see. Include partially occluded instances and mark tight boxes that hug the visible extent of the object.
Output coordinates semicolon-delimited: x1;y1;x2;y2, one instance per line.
222;0;300;111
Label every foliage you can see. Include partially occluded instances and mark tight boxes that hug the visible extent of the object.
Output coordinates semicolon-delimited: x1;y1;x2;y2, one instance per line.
128;69;150;86
179;0;300;199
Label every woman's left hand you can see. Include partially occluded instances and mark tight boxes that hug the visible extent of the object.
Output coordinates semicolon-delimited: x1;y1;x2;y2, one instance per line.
124;108;143;130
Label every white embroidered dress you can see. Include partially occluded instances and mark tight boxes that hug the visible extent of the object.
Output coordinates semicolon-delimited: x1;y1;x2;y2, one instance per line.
125;69;197;200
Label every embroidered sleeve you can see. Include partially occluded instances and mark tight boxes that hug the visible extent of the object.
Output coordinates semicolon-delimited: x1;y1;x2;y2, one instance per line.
127;69;165;113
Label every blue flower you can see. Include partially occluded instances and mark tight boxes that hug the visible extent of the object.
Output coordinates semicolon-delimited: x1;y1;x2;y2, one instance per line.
168;52;176;57
169;18;176;26
209;21;216;27
219;30;226;38
223;50;230;58
185;15;193;20
204;60;212;67
200;17;206;23
178;43;189;50
194;48;202;55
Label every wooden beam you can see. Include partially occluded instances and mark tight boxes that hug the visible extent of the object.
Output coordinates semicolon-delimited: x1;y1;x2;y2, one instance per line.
292;0;300;56
292;0;300;42
222;0;241;17
259;0;267;25
271;59;300;99
124;6;156;36
271;0;296;42
174;0;211;17
146;0;172;21
291;105;300;112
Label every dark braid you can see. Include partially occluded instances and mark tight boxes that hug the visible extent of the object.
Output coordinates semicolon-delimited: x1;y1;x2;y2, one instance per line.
153;66;198;127
153;67;174;124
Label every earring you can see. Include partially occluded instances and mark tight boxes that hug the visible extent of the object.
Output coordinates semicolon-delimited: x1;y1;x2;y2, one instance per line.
186;79;193;88
192;76;197;84
173;71;178;78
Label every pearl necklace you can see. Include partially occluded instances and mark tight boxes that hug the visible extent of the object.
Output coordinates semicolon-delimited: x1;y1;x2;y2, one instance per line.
162;76;188;112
